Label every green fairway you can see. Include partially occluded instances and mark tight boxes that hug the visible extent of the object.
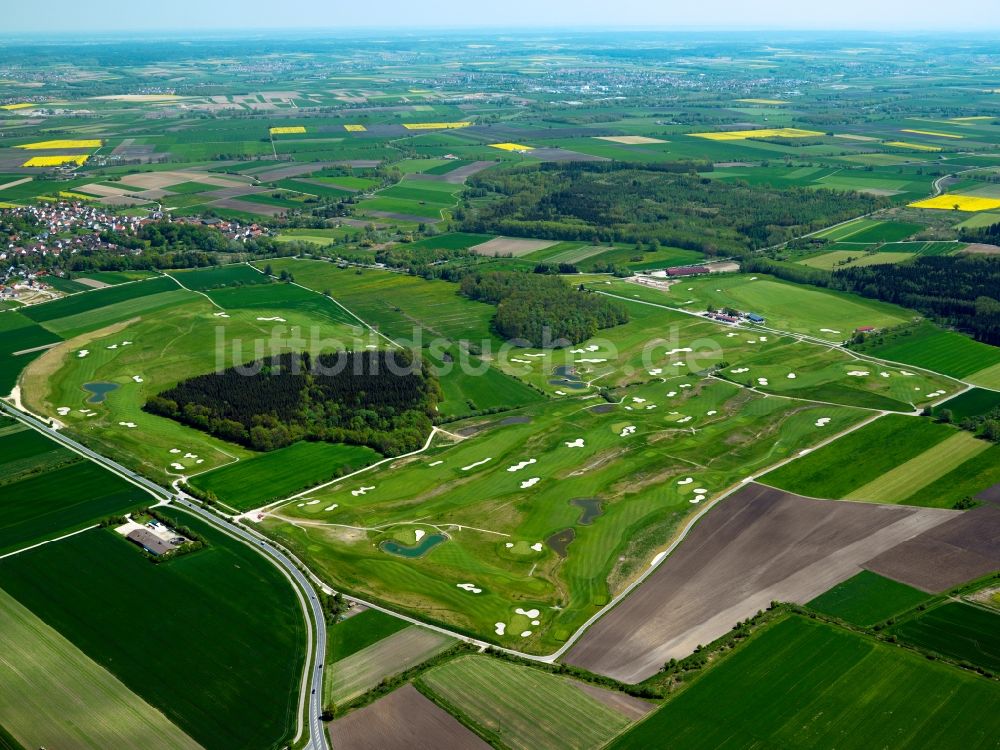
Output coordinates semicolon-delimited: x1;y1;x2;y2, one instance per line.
890;602;1000;672
420;655;633;750
190;441;381;510
859;322;1000;386
609;616;1000;749
807;571;931;626
762;414;968;504
0;586;201;750
936;388;1000;420
205;281;359;327
20;275;179;325
263;378;866;652
0;514;305;750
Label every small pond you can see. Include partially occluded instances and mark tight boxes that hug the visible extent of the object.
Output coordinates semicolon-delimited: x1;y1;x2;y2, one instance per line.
381;533;447;558
571;497;604;526
545;528;576;558
549;365;587;390
83;381;119;404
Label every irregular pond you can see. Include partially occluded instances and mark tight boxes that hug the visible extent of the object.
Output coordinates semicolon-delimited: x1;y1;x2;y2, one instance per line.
571;497;604;526
381;533;447;558
589;403;615;414
549;365;588;390
82;381;119;404
545;527;576;558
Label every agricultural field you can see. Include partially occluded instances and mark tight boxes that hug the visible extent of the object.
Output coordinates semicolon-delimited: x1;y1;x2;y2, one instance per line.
327;608;411;662
262;379;869;653
0;586;201;750
762;414;992;507
609;615;1000;749
0;512;305;750
167;263;271;290
806;570;931;627
889;602;1000;672
0;310;62;393
419;655;644;750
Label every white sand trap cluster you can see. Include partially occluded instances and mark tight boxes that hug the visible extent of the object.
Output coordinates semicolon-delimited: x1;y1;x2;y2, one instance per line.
77;350;89;358
461;457;492;471
665;347;693;356
520;477;541;489
649;368;662;376
132;375;143;383
646;404;657;410
525;353;546;358
428;460;443;467
815;417;832;427
256;316;286;322
847;370;870;377
707;410;718;416
787;373;797;379
505;542;514;548
666;391;677;397
577;358;607;363
213;312;230;318
759;336;768;342
620;425;637;437
677;477;694;485
749;277;758;281
507;459;537;472
121;341;132;346
184;452;198;459
746;339;758;344
632;397;646;403
672;362;685;367
107;344;119;350
415;530;426;542
118;421;137;428
56;406;71;416
757;378;770;386
324;504;338;511
677;416;693;424
726;332;738;338
516;607;540;619
457;583;482;594
495;622;506;635
170;462;185;470
571;344;601;354
625;406;633;411
77;408;97;417
351;486;374;497
927;389;947;398
900;370;915;376
731;367;749;374
565;438;585;448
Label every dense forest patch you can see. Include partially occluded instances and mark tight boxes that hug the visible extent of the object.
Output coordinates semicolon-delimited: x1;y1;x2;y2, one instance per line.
459;271;629;346
145;351;439;455
460;163;886;254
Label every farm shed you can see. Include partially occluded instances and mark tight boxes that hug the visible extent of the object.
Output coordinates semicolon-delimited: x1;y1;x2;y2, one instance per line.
126;529;173;556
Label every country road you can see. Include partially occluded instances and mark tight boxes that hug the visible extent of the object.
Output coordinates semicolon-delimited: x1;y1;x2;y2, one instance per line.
0;401;329;750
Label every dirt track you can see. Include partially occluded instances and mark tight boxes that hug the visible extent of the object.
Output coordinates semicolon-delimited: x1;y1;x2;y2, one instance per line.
329;684;489;750
563;483;955;683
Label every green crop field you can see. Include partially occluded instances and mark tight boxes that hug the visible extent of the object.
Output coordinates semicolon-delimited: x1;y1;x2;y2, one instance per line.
807;571;931;626
168;264;271;290
843;221;923;243
328;608;410;662
0;311;62;393
860;322;1000;386
263;377;866;653
0;514;305;750
0;454;150;555
890;602;1000;672
206;280;360;327
20;275;179;325
762;414;989;507
609;615;1000;749
33;289;195;339
406;232;495;250
420;655;633;750
190;441;381;511
0;586;201;750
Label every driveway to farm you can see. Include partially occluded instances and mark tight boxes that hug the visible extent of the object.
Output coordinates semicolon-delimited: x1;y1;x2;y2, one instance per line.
0;401;329;750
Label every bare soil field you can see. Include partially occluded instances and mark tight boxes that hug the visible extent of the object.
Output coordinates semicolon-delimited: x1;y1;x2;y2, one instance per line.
596;135;667;145
864;503;1000;592
959;243;1000;255
574;682;654;720
367;210;443;223
118;171;246;190
76;277;111;289
329;684;489;750
564;483;955;683
469;236;560;257
210;198;288;216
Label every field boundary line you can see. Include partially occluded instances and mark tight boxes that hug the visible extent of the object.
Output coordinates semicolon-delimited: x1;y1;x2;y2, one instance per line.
0;524;100;561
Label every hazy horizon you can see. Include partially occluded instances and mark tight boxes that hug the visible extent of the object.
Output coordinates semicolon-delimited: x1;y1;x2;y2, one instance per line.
4;0;998;34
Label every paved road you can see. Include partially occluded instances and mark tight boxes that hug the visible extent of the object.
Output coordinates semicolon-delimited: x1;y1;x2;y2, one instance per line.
0;402;328;750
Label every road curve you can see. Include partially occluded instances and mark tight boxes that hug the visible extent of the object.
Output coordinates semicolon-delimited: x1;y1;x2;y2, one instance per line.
0;402;328;750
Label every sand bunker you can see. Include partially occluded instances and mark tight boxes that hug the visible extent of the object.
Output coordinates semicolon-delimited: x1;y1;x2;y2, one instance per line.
649;368;662;376
107;344;118;350
77;350;89;358
677;477;694;485
256;316;287;322
184;452;197;459
351;486;375;496
132;375;143;383
679;383;692;389
530;542;543;552
56;406;71;416
787;373;796;379
325;504;338;511
214;312;230;318
461;457;492;471
632;397;646;403
757;378;769;386
677;416;693;424
664;347;693;356
565;438;585;448
118;421;137;428
306;500;319;505
731;368;749;374
516;608;541;619
646;404;657;410
169;448;180;454
415;530;425;542
555;390;566;395
571;344;601;354
507;459;537;472
820;328;841;334
707;410;718;416
620;425;637;437
880;372;891;378
505;542;514;548
520;477;541;489
457;583;482;594
666;391;677;397
170;462;184;470
847;370;870;377
511;358;530;364
577;358;607;363
428;460;443;467
521;630;532;637
815;417;832;427
900;370;915;376
495;623;506;635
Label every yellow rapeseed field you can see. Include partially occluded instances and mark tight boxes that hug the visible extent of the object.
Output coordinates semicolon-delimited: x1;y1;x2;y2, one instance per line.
690;127;824;140
885;141;942;152
343;124;367;132
22;155;89;167
269;126;306;135
58;191;95;201
908;194;1000;212
900;129;963;139
402;122;472;130
16;139;102;150
1;103;35;110
489;142;534;151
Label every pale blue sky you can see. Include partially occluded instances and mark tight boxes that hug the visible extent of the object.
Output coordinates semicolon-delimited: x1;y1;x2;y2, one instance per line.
4;0;998;33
